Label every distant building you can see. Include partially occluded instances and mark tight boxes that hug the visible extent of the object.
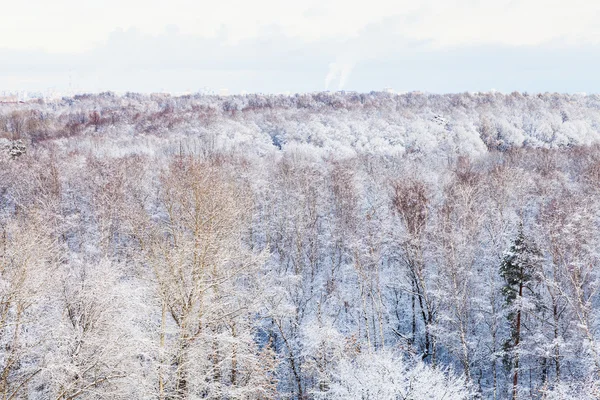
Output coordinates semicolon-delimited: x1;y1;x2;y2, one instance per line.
432;114;449;127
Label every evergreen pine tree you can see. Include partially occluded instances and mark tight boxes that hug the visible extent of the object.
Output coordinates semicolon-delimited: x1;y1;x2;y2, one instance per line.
500;226;542;400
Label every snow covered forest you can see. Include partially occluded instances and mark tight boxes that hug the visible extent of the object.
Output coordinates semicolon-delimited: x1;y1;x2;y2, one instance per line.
2;90;600;399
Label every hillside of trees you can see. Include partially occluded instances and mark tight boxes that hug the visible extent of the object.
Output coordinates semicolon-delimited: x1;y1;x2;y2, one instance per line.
1;91;600;399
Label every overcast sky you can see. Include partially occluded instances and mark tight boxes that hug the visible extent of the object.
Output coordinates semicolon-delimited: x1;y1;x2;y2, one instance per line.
2;0;600;94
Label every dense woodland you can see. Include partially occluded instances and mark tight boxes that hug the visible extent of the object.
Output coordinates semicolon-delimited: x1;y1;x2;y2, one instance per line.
2;91;600;399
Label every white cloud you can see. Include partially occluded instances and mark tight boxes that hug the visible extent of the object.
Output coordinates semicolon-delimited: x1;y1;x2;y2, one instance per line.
3;0;600;53
1;1;599;94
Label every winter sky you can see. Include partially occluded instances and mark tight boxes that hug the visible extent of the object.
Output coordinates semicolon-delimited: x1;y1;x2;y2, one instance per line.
2;0;600;94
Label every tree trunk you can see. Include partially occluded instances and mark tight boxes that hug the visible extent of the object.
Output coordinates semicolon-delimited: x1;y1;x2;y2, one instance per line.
512;282;523;400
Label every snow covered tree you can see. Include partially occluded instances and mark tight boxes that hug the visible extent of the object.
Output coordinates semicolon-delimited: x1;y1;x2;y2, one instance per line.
318;349;472;400
392;178;438;363
0;208;59;399
135;158;272;399
500;226;542;400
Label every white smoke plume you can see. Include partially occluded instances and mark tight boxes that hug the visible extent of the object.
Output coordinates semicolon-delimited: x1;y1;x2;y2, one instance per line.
325;61;355;90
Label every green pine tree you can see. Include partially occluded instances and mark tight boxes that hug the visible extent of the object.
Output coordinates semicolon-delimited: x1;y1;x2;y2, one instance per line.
500;226;542;400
